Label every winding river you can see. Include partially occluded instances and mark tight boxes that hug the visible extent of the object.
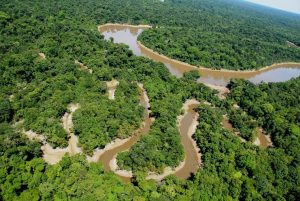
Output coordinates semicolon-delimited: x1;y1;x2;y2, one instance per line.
21;24;284;182
97;84;201;182
98;83;153;182
98;24;300;86
96;23;289;181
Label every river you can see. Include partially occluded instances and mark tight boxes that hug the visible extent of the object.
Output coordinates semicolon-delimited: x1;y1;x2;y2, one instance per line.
98;24;300;86
98;83;153;182
97;24;282;181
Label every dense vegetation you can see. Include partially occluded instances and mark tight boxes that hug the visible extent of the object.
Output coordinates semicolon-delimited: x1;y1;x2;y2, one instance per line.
228;78;300;149
117;75;217;172
139;0;300;70
228;108;258;141
1;0;300;200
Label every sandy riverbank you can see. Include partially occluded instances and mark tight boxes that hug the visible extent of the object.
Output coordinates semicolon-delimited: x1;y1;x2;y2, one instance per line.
146;99;201;181
253;128;273;148
204;83;230;99
109;156;133;178
24;103;82;164
287;41;300;49
75;60;93;74
98;23;152;32
38;53;46;59
62;103;82;155
106;79;119;100
138;40;300;75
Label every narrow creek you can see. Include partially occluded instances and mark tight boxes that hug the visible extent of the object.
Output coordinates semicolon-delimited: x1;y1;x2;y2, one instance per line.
98;24;300;86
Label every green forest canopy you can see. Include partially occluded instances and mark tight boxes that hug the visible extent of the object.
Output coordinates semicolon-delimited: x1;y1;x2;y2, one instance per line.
138;0;300;70
0;0;300;200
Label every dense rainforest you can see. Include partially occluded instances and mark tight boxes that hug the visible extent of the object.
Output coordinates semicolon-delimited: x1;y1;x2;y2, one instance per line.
139;0;300;70
0;0;300;200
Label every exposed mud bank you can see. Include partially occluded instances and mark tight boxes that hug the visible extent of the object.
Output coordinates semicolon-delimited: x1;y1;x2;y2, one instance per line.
253;128;273;148
222;115;272;147
38;53;46;59
75;60;93;73
146;99;201;181
106;79;119;100
98;23;152;32
97;83;153;181
204;83;230;99
24;103;82;164
99;24;300;85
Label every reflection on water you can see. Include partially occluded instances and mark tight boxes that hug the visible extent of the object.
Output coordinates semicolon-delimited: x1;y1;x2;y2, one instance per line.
249;67;300;84
99;25;300;86
100;26;144;56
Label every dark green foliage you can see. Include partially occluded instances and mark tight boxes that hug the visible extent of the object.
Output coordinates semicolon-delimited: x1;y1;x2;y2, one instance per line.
228;78;300;145
228;109;257;141
182;70;200;81
139;1;300;70
228;77;300;199
0;0;300;200
0;97;13;123
73;81;144;154
140;27;300;70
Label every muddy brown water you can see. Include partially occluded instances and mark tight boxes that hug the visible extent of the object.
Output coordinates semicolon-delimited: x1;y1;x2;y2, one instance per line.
255;128;272;148
99;24;300;86
98;85;152;182
175;104;200;179
222;116;234;132
97;24;282;181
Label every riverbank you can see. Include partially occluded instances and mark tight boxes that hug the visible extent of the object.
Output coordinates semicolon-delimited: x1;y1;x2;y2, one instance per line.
23;103;82;164
97;83;153;180
38;53;46;59
204;83;230;99
146;99;201;181
75;60;93;74
98;23;152;32
99;23;300;85
253;128;273;148
106;79;119;100
138;40;300;74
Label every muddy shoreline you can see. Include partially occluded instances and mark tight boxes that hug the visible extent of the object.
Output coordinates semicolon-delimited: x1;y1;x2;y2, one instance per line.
99;23;300;85
97;83;153;181
98;23;300;74
106;79;119;100
98;23;152;32
23;103;82;164
138;41;300;74
147;99;201;181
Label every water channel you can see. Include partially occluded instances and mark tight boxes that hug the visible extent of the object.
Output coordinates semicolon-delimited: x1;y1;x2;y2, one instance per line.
99;24;300;86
